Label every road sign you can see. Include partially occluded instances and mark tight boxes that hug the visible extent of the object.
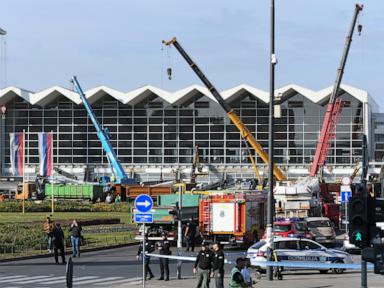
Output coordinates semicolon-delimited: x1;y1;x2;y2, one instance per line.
134;194;153;213
341;191;352;203
135;213;153;224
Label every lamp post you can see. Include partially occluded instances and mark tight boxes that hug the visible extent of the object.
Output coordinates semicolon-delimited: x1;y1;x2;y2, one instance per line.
267;0;277;281
0;28;6;35
0;105;6;176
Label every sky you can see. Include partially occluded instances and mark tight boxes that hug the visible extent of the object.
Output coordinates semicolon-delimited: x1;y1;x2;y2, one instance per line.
0;0;383;105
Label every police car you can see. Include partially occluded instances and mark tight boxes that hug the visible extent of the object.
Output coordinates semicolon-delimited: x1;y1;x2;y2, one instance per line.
246;237;353;274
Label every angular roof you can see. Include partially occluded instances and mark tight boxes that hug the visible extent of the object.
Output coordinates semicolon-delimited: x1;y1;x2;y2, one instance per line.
0;83;372;107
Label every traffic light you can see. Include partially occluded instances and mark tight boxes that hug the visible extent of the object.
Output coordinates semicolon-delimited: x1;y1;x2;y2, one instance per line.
349;187;369;248
169;201;180;220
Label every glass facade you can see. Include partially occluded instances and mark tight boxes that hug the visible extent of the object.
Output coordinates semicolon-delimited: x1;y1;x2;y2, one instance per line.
0;87;372;181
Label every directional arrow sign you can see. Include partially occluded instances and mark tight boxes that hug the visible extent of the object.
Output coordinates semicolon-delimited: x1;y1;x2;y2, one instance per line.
134;194;153;213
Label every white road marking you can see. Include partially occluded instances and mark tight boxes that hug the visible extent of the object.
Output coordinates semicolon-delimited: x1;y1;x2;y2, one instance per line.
0;276;27;281
95;277;142;286
12;276;62;284
0;275;53;283
74;276;123;285
41;276;95;284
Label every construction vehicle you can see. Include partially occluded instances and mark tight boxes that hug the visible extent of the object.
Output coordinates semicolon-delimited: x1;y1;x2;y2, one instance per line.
132;194;200;242
275;4;363;226
162;38;286;182
310;4;363;177
199;192;267;246
71;76;137;200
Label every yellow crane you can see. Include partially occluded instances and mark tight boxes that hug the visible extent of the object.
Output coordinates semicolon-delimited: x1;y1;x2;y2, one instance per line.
162;38;286;181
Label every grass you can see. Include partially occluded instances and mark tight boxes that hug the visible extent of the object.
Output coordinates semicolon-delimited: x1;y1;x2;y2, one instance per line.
0;212;133;224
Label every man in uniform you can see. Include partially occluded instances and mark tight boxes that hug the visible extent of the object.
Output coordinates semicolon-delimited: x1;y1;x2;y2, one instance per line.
157;232;171;281
136;235;155;280
212;242;225;288
185;217;197;252
229;258;247;288
193;242;214;288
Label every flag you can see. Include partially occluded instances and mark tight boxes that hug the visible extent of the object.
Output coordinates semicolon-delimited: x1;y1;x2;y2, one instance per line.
9;132;24;176
38;132;53;177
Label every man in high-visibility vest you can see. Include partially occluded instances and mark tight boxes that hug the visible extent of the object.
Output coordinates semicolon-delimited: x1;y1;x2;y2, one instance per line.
229;258;247;288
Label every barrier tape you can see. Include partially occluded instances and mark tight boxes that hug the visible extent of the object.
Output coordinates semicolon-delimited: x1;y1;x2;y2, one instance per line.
146;253;374;270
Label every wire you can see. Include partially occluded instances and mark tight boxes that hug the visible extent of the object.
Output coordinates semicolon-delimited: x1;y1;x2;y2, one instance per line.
160;43;164;89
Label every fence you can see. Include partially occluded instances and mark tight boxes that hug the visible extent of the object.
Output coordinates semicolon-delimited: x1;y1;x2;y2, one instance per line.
0;234;136;260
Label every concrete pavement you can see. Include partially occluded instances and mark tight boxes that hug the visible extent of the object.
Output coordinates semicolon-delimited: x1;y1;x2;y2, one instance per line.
0;245;383;288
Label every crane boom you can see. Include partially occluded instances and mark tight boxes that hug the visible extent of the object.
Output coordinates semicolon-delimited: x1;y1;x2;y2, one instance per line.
71;76;136;185
163;38;286;181
310;4;363;177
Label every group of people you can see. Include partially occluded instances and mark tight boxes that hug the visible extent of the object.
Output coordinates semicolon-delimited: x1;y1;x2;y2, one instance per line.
137;233;171;281
137;233;255;288
194;242;254;288
43;216;82;264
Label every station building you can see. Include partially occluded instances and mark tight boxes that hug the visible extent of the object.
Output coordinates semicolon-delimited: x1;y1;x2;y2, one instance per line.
0;83;382;183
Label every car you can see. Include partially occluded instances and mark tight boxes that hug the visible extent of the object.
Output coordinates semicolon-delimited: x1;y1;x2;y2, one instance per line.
262;220;314;240
342;234;360;254
246;237;353;274
306;217;336;246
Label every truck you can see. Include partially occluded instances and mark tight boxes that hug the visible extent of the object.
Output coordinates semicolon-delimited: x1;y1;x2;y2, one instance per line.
45;183;104;202
198;192;267;247
132;194;200;242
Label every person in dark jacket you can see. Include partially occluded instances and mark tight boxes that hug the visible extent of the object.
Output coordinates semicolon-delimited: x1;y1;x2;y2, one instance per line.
185;218;197;252
193;242;214;288
52;223;66;264
157;233;171;281
211;242;225;288
69;219;82;257
136;235;155;280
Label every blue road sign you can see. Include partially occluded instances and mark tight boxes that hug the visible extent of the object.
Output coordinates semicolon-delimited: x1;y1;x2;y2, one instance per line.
134;194;153;213
341;191;352;203
135;213;153;224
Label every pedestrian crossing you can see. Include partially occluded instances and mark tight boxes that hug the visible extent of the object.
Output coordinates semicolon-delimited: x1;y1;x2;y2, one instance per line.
0;274;142;287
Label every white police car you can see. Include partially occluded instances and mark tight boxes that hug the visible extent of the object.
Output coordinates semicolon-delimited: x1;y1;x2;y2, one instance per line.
246;237;353;274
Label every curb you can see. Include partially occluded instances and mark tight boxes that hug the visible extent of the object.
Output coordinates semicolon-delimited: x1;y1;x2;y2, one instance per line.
0;242;139;263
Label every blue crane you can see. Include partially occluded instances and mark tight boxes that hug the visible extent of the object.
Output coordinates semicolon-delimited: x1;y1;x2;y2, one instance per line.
71;76;136;185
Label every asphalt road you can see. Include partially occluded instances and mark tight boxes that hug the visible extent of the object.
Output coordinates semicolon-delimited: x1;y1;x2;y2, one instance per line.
0;245;383;288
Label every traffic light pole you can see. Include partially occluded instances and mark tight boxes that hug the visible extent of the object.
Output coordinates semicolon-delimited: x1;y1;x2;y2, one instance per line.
177;185;183;279
361;135;368;288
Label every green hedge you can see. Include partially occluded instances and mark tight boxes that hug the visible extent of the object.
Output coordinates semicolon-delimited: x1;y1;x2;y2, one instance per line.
0;223;46;249
0;201;131;213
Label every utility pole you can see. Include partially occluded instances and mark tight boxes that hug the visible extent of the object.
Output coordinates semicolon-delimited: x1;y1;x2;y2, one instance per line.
267;0;276;281
0;105;6;176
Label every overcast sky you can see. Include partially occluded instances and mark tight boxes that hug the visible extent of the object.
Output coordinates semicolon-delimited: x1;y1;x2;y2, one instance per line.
0;0;382;105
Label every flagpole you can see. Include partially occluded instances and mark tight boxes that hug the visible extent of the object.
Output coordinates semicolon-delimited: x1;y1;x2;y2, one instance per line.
51;131;54;214
22;130;25;214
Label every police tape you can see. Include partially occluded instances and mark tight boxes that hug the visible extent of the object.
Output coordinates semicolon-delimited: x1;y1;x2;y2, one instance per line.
146;253;374;270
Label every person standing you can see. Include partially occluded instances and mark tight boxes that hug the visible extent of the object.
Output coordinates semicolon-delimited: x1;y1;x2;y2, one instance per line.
212;242;225;288
52;223;66;264
157;233;171;281
193;242;214;288
185;217;197;252
229;258;247;288
43;216;54;253
136;235;155;280
69;219;82;257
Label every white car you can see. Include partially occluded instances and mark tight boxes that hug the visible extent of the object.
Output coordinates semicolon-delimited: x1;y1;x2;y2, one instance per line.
247;237;353;274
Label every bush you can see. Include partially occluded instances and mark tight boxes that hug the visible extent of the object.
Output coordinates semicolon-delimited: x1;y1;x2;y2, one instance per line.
0;201;131;213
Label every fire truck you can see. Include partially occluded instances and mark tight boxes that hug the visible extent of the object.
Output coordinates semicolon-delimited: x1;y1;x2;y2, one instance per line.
198;192;267;246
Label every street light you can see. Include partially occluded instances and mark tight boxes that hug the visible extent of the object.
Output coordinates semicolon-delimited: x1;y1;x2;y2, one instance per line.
0;28;6;36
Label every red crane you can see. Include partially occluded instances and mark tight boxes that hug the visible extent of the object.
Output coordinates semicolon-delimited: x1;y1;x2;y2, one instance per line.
310;4;363;177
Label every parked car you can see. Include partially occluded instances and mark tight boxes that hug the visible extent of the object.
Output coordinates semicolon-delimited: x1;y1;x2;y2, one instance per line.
246;237;353;274
306;217;336;246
